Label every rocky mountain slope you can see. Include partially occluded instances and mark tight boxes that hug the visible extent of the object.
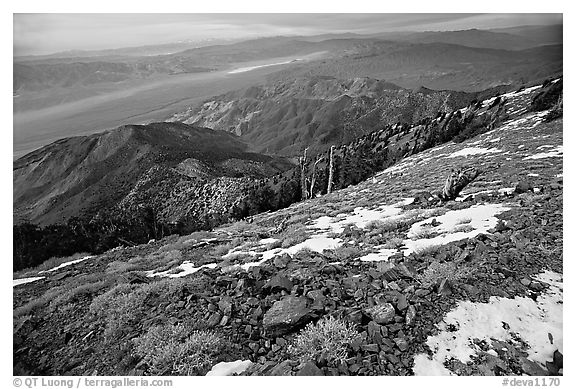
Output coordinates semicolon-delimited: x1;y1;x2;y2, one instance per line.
166;76;485;156
13;79;563;376
13;122;292;226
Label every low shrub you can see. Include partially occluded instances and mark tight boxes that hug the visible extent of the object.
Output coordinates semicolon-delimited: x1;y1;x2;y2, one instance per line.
280;223;309;248
419;260;472;286
288;316;360;366
89;278;201;342
133;324;223;375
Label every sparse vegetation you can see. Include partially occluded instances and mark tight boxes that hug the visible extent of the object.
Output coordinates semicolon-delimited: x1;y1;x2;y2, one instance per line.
133;324;224;375
89;278;205;342
419;260;473;286
279;223;310;248
288;317;361;366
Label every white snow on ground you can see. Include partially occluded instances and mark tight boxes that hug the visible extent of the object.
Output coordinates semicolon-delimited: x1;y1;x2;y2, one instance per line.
445;147;503;159
455;190;493;202
413;270;562;375
311;199;414;235
403;203;510;256
13;276;45;287
147;262;217;278
259;238;278;245
498;187;515;196
481;85;542;108
359;248;399;262
39;255;95;273
206;360;253;376
523;145;563;160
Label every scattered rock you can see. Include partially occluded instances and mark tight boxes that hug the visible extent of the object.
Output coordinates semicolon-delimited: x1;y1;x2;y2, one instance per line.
297;361;324;376
515;180;534;194
364;303;395;325
520;357;549;376
263;296;312;336
405;305;417;326
264;275;293;293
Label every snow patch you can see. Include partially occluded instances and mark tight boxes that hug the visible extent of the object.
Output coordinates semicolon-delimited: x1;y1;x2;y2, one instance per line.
359;248;398;262
445;147;503;158
498;187;515;196
403;203;510;256
413;270;562;375
147;262;217;278
311;199;413;235
13;276;45;287
206;360;252;376
523;145;563;160
39;255;95;273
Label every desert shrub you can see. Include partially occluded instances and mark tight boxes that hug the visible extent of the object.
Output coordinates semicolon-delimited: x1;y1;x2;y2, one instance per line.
265;240;282;250
411;244;443;259
133;324;223;375
89;278;200;342
280;223;309;248
50;279;111;309
451;225;475;234
13;296;52;318
107;260;139;273
334;246;362;261
293;247;315;261
365;219;400;235
383;236;405;249
184;231;217;241
286;213;310;226
419;260;472;286
211;243;233;257
410;225;440;240
456;217;472;225
288;316;360;366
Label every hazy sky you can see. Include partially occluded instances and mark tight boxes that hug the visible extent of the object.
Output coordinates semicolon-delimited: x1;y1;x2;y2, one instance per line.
14;13;563;56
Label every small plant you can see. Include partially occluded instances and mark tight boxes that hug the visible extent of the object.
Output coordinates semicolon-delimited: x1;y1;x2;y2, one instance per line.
419;260;472;286
383;236;404;249
288;316;360;366
410;225;440;240
133;324;223;375
456;217;473;225
334;246;362;261
412;244;443;258
89;278;206;342
280;223;310;248
451;225;475;234
365;219;399;234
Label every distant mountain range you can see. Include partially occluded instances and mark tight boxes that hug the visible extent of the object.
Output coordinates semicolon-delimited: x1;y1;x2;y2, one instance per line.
14;25;562;93
13;123;292;226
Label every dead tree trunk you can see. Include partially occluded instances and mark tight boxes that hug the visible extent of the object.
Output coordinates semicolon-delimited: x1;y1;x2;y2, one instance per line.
309;156;324;198
327;145;335;194
299;148;308;200
439;167;482;201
